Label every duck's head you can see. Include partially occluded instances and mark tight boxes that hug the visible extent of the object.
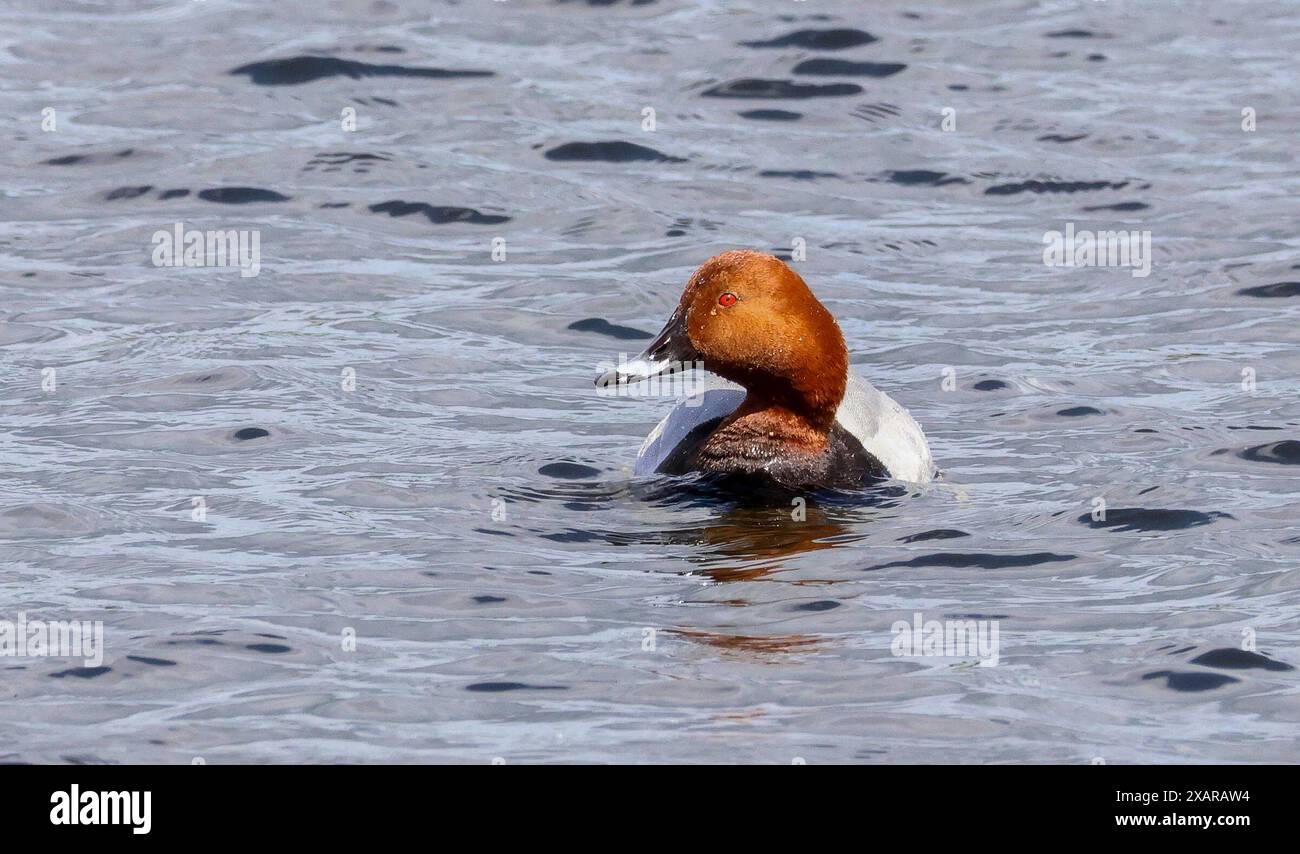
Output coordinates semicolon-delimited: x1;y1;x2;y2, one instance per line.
599;250;849;427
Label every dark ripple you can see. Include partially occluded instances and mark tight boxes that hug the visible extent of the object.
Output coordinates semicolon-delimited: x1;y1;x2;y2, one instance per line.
792;59;906;77
545;141;685;163
49;666;112;679
1143;670;1238;692
1078;508;1230;532
1057;406;1103;417
852;103;901;122
230;56;494;86
986;180;1129;195
198;187;291;204
540;529;603;543
307;152;391;167
126;655;177;667
973;379;1009;391
1237;281;1300;298
105;185;153;200
759;169;840;180
368;200;509;225
1083;201;1149;211
867;552;1075;570
738;109;802;121
886;170;969;187
793;600;841;612
701;79;862;99
898;528;970;543
1189;648;1294;671
1037;133;1087;143
567;318;652;340
465;682;568;692
245;643;291;654
539;462;602;480
45;148;135;166
1238;440;1300;465
740;29;878;50
1046;29;1107;38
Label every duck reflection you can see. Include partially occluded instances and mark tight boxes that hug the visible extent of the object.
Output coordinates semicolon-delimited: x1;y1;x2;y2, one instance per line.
685;504;861;583
527;473;902;655
666;627;823;655
653;497;889;656
527;477;894;583
631;480;900;582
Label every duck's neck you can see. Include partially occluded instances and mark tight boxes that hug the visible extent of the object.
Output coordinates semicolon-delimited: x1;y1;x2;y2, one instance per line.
700;336;850;461
736;361;847;430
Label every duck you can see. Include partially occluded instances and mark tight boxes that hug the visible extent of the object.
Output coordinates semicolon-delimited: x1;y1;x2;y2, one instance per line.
595;250;935;489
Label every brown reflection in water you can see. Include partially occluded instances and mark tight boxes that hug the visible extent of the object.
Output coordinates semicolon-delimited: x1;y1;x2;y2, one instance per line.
688;503;863;583
712;706;769;723
667;628;823;656
669;503;874;657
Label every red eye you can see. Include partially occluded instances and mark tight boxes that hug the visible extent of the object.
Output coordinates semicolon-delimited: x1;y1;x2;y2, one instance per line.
718;292;737;307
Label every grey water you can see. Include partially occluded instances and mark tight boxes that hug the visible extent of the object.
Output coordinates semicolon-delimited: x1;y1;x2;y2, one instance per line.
1;0;1298;764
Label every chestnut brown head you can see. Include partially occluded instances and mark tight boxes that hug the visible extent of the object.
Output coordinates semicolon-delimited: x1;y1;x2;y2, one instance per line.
599;251;849;424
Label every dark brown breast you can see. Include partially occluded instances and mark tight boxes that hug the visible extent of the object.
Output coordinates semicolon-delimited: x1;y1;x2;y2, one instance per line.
657;415;887;489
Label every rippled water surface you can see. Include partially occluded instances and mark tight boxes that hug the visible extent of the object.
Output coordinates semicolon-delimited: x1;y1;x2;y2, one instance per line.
2;0;1298;763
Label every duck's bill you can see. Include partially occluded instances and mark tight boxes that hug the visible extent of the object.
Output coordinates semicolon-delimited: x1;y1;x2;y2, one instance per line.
595;309;697;388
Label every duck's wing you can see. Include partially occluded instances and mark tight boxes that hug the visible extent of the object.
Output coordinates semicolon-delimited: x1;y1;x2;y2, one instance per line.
634;376;744;477
835;370;935;483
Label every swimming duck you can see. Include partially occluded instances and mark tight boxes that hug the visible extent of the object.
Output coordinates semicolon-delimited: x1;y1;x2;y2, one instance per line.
596;250;935;488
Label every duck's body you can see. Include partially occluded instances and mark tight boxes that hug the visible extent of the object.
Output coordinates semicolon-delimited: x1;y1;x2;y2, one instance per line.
598;250;935;489
635;372;934;486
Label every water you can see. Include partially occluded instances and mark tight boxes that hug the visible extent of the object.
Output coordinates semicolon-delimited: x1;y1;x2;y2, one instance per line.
2;0;1298;764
